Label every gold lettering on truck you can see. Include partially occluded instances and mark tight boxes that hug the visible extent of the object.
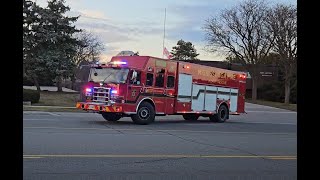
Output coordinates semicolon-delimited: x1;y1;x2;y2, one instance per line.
232;74;236;80
219;72;227;79
198;70;216;77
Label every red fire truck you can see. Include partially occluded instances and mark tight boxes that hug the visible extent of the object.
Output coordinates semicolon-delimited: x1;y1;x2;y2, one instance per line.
76;56;246;125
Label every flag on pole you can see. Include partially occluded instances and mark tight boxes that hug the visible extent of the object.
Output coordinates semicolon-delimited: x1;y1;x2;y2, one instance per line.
163;47;172;59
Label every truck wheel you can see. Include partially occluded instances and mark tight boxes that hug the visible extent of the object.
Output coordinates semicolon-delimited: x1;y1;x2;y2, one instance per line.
210;105;228;123
101;112;121;121
131;102;155;125
182;114;199;121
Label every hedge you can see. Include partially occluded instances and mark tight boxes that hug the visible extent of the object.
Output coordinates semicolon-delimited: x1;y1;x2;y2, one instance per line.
23;89;40;103
23;76;34;86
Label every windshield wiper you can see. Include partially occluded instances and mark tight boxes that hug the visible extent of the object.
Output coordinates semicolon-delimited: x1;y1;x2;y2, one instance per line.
101;71;117;84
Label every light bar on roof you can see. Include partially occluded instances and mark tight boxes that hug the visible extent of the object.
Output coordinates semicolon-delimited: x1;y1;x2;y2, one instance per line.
111;61;127;65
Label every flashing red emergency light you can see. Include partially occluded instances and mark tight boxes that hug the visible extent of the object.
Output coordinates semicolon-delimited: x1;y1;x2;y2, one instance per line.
183;65;190;69
239;74;246;79
85;88;92;92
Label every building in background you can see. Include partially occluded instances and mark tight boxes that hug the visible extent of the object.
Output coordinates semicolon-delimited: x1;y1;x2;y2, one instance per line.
180;60;280;93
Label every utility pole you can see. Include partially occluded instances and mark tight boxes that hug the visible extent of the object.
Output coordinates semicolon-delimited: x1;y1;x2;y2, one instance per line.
162;8;166;58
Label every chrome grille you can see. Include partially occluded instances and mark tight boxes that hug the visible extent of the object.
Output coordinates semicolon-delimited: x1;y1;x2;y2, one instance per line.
92;87;110;104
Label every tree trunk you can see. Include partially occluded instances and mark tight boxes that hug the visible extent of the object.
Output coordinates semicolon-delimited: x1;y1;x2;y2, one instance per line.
251;76;258;101
71;76;76;90
284;80;291;105
32;75;41;92
56;76;63;92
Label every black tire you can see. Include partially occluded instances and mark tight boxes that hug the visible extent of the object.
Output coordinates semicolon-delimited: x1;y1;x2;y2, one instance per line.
182;114;199;121
210;105;228;123
131;102;155;125
101;112;121;121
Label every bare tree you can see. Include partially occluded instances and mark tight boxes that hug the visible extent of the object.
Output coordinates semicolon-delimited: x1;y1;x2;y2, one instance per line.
203;0;274;101
74;30;105;66
266;4;297;104
71;30;105;89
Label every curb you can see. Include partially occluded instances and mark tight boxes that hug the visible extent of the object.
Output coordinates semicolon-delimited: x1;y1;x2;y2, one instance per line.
23;105;76;109
23;101;31;105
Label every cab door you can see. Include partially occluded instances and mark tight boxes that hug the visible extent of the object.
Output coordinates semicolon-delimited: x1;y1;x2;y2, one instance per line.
126;70;142;104
153;67;166;113
164;62;177;114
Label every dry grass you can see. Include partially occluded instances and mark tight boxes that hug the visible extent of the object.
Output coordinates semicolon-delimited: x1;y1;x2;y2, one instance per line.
246;99;297;112
33;91;80;107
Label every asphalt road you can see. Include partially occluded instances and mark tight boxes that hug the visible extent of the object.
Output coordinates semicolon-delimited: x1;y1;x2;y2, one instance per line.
23;103;297;180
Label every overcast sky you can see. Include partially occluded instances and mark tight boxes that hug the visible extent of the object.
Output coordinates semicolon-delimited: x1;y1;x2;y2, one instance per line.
32;0;296;62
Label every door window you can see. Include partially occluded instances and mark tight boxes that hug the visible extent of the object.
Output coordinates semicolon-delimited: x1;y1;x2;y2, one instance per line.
130;70;141;85
167;76;175;88
155;69;165;87
146;73;154;86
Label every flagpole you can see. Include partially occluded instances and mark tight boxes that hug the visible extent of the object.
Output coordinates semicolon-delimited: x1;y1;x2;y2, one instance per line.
162;8;166;58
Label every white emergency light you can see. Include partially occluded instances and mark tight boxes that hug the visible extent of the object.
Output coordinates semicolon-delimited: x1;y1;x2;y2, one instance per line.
111;90;118;94
112;61;127;65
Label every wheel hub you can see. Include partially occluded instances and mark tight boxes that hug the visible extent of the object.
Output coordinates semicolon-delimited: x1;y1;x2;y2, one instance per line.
139;108;149;119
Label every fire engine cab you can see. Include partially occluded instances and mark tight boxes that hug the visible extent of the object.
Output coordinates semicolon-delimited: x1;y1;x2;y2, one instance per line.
76;56;246;125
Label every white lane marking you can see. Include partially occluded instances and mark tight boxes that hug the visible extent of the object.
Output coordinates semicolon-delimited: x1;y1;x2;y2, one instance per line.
23;154;296;159
237;121;296;125
185;122;296;125
23;111;60;116
47;112;60;116
23;126;295;135
23;118;296;125
23;157;43;159
245;111;296;113
24;119;63;121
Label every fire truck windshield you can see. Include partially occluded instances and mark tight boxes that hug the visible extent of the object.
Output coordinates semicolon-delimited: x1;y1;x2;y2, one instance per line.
89;68;129;84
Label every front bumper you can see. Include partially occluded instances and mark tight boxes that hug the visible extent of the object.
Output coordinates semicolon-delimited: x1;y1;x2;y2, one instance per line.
76;102;123;112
